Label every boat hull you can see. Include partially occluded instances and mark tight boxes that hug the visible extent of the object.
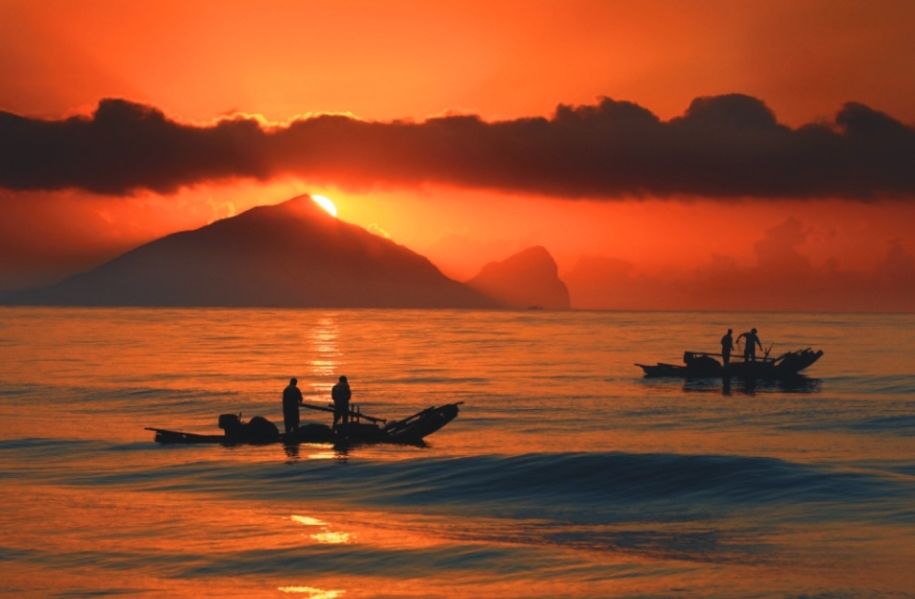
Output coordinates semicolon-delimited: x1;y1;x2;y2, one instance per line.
148;403;461;446
637;349;823;380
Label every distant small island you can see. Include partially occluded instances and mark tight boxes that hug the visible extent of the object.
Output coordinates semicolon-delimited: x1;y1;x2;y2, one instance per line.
467;245;571;310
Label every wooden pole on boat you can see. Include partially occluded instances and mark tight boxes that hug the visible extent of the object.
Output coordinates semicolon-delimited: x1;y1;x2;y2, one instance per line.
687;351;775;363
300;402;386;424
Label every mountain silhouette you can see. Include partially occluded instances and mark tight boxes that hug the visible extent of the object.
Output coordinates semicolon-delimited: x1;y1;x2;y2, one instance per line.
467;246;570;309
10;196;497;308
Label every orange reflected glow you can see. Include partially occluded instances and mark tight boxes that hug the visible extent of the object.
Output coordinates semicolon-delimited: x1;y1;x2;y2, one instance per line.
277;586;345;598
6;478;912;597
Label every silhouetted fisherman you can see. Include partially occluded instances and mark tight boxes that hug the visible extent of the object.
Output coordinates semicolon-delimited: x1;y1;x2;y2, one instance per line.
737;328;763;362
720;328;734;367
332;375;351;434
282;377;303;434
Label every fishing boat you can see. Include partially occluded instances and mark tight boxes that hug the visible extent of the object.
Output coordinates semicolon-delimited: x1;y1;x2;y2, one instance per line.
146;402;462;446
636;347;823;379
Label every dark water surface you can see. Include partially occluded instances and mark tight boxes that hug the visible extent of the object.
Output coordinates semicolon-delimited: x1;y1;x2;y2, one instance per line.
1;308;914;597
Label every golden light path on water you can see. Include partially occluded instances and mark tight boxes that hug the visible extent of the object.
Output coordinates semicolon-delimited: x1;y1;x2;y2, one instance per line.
307;316;341;401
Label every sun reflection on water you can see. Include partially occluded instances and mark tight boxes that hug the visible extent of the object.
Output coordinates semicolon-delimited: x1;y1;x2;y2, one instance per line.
307;316;341;398
306;449;347;461
310;531;352;544
277;586;344;598
291;514;354;545
290;515;327;527
309;359;337;376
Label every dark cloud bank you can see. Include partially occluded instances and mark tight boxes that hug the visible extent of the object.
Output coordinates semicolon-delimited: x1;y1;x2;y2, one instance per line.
1;94;913;198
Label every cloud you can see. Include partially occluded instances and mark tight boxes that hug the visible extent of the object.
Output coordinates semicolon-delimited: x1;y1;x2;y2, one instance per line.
564;219;915;311
1;94;913;199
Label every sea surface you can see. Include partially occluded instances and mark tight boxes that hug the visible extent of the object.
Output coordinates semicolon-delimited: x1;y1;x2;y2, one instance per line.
1;308;914;598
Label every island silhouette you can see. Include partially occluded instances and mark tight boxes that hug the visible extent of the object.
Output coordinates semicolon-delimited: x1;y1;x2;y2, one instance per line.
7;196;572;309
467;245;570;309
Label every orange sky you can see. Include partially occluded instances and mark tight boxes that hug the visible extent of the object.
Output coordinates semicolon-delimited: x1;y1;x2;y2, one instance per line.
1;0;913;309
4;0;914;124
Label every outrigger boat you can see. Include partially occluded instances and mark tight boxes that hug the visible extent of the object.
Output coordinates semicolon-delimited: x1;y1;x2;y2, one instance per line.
147;402;461;446
637;348;823;379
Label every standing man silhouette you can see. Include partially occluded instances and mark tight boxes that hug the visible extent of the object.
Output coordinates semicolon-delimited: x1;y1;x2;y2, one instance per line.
737;328;763;362
282;377;303;434
720;329;734;367
332;375;351;434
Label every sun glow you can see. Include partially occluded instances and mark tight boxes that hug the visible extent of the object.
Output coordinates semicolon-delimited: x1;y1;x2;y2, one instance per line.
311;195;338;218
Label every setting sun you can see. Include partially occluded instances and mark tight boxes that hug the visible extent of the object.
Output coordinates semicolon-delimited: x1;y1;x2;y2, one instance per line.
311;195;338;218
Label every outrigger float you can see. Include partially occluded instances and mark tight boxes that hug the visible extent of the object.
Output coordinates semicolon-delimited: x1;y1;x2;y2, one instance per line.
637;348;823;379
147;402;461;446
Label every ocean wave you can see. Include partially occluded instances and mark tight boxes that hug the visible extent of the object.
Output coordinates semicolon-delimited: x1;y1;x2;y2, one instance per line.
780;414;915;436
1;542;579;583
50;450;913;525
0;383;41;399
374;376;490;385
0;437;98;453
850;415;915;435
821;374;915;395
0;384;235;409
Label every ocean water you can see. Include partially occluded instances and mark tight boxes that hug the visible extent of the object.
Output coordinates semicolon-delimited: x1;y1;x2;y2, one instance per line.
1;307;914;598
